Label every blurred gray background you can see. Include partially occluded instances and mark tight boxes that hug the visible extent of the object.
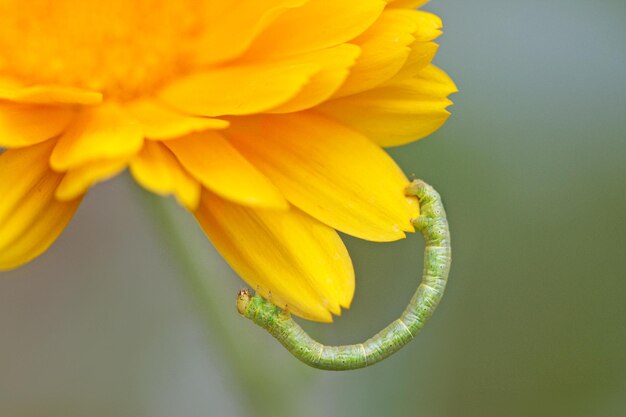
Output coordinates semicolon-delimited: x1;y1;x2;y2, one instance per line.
1;0;625;416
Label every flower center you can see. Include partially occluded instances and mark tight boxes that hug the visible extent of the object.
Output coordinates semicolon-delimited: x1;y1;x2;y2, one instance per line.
0;0;207;99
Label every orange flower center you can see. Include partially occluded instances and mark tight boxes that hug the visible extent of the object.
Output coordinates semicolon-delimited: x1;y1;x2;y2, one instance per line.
0;0;208;99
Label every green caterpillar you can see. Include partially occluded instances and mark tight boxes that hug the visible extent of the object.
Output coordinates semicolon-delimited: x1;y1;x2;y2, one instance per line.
236;179;451;371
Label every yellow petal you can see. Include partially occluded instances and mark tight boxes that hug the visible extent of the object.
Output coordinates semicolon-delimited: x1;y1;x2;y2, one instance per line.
228;113;418;242
125;100;229;140
196;0;309;65
336;10;442;97
158;60;319;117
129;141;201;210
0;141;82;270
0;79;102;105
246;0;385;58
387;0;429;8
0;77;22;96
0;140;55;224
388;11;442;81
165;131;287;209
333;10;418;98
0;103;74;147
392;41;439;83
318;65;457;147
195;191;355;322
410;11;443;42
50;102;144;171
55;158;129;201
269;44;361;113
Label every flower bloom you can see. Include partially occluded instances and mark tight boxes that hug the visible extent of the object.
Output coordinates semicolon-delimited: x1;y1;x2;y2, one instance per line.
0;0;456;321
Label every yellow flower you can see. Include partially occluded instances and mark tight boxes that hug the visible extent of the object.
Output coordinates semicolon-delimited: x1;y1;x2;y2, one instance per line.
0;0;456;321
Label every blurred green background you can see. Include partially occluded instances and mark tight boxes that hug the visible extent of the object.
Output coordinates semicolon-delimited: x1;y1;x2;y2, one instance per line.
1;0;625;416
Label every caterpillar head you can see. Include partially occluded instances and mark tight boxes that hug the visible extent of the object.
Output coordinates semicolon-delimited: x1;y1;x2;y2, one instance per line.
236;288;253;315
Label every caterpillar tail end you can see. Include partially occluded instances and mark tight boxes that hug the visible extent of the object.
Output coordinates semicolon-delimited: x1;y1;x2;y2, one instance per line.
405;179;438;201
404;179;426;197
